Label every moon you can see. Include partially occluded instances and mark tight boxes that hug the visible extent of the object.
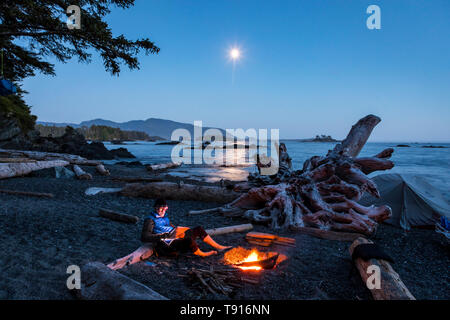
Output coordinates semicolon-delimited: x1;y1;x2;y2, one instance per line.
230;48;240;60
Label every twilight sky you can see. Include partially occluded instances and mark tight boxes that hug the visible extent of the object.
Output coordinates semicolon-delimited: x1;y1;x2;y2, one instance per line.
22;0;450;142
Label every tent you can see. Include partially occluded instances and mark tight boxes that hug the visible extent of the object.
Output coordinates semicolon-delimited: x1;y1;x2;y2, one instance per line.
359;173;450;230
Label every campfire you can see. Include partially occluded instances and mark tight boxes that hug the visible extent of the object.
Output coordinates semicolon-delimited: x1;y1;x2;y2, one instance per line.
224;247;287;271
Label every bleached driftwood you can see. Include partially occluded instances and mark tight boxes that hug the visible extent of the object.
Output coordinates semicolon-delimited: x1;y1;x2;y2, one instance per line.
73;165;92;180
205;224;253;236
0;160;69;179
120;182;241;203
147;162;181;171
95;164;110;176
99;208;139;224
0;148;101;165
76;261;167;300
349;237;415;300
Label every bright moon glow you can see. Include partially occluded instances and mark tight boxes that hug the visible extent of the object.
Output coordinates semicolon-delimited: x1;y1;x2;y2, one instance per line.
230;48;240;60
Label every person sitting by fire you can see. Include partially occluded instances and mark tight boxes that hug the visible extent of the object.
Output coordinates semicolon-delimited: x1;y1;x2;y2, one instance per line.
141;198;231;257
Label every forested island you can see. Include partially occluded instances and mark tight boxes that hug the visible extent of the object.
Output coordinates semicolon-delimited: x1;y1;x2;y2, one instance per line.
36;124;163;142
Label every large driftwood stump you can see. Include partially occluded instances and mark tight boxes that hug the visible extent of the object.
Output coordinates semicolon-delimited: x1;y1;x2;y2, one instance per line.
77;262;167;300
194;115;394;235
349;237;415;300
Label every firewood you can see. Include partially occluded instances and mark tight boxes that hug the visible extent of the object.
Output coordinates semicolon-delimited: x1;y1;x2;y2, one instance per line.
99;208;139;224
290;226;365;241
206;224;253;236
0;160;69;179
349;237;415;300
73;165;92;180
95;164;110;176
0;189;54;198
120;182;241;203
245;232;296;247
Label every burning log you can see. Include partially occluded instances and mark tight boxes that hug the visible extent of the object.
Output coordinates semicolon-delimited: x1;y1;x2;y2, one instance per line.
349;237;415;300
0;189;54;198
76;261;167;300
95;164;110;176
0;159;69;179
190;115;394;235
99;208;139;224
120;182;241;203
73;165;92;180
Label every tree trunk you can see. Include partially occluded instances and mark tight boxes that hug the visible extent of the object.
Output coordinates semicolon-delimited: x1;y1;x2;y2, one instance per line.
120;182;242;203
205;224;253;236
99;208;139;224
349;237;415;300
76;261;167;300
0;148;101;165
0;160;69;179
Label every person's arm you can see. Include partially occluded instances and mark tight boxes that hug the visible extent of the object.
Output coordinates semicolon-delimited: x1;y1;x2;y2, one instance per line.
141;219;169;243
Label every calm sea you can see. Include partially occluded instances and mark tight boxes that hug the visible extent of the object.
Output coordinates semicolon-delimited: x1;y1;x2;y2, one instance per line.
104;141;450;200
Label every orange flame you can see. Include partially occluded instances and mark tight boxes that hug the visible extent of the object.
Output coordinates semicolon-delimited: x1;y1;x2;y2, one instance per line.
238;249;262;271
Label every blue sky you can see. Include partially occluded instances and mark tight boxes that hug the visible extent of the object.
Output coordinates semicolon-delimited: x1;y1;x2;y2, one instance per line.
22;0;450;142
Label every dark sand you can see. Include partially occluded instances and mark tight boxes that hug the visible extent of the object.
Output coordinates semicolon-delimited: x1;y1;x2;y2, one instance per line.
0;164;448;300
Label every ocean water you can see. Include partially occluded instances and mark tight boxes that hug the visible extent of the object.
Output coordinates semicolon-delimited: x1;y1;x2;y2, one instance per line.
104;141;450;200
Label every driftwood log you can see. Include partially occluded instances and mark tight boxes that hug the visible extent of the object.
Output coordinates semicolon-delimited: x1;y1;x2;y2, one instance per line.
349;237;415;300
99;208;139;224
290;226;365;241
189;115;394;236
73;165;92;180
205;224;253;236
76;262;167;300
0;148;101;166
0;160;69;179
120;182;241;203
0;189;54;198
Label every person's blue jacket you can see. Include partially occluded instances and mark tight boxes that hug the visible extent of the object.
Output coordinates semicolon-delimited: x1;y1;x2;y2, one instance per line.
141;211;175;243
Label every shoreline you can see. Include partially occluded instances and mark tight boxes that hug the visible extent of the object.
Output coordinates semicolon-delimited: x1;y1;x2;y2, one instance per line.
0;163;448;300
